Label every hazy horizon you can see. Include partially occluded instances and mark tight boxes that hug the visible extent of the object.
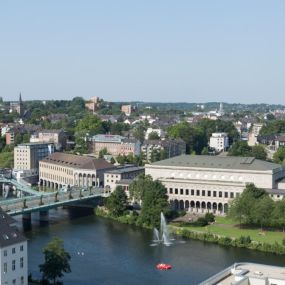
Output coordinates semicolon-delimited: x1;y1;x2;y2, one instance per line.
1;1;284;104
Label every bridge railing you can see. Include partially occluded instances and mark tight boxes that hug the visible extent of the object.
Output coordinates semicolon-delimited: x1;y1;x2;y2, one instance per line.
1;187;108;215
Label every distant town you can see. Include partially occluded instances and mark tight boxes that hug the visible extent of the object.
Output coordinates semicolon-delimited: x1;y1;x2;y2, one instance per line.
1;94;285;284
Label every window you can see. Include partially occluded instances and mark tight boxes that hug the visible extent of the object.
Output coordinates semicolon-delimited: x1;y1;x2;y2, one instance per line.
20;257;24;268
175;188;178;194
202;190;205;197
236;193;240;197
4;262;7;273
191;189;194;195
12;260;16;271
180;189;183;195
21;276;24;285
4;249;7;256
196;190;200;196
12;279;16;285
169;188;173;194
213;191;217;197
186;189;189;195
230;192;234;198
219;191;222;198
12;247;16;254
225;192;228;198
207;191;211;197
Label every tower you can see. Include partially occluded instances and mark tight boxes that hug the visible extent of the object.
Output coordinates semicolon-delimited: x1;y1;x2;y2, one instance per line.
18;92;24;117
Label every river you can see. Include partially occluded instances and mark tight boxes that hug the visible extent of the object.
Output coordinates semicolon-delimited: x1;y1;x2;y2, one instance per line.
16;209;285;285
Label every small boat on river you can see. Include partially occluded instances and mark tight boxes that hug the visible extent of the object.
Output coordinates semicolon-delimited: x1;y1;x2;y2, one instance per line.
156;263;172;270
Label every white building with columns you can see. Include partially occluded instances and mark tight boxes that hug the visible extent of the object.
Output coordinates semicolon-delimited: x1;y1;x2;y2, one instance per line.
39;152;115;189
145;155;285;215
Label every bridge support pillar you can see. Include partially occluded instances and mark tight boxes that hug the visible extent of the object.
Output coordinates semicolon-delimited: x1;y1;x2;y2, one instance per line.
22;212;32;231
39;210;49;226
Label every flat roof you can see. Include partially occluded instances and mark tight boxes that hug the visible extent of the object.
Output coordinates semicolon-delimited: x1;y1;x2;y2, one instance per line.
149;155;284;172
200;263;285;285
105;166;144;175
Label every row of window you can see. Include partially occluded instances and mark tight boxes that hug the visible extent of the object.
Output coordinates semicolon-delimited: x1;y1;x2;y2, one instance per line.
3;257;24;273
40;172;73;185
168;188;238;199
4;276;25;285
3;245;24;256
40;163;73;175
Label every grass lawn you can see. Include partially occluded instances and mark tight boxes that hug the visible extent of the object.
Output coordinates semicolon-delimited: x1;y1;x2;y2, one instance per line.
170;216;285;245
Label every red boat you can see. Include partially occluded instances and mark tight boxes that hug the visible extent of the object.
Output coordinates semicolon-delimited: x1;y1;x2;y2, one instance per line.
156;263;172;270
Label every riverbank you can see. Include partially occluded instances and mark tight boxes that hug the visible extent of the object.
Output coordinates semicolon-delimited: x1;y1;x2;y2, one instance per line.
95;209;285;255
170;216;285;255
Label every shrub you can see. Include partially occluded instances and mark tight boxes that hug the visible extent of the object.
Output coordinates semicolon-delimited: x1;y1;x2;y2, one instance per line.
205;213;215;223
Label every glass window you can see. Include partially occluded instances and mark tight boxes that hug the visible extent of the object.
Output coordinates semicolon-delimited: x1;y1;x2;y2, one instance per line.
4;262;7;273
4;250;7;256
13;279;16;285
207;191;211;197
180;189;183;195
191;189;194;195
230;192;234;198
202;190;205;196
225;192;228;198
21;276;24;285
196;190;200;196
12;247;16;254
20;257;24;268
213;191;217;197
175;188;178;194
12;260;16;271
219;191;222;198
186;189;189;195
169;188;173;194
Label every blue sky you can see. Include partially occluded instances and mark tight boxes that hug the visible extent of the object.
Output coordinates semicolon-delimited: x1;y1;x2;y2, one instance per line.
0;0;284;104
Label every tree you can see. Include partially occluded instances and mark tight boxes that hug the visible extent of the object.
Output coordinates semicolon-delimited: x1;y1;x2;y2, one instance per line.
131;175;169;228
228;141;251;157
271;199;285;231
252;196;274;230
106;186;128;217
39;237;71;285
251;145;267;160
273;147;285;165
99;147;108;158
228;183;266;225
148;132;160;140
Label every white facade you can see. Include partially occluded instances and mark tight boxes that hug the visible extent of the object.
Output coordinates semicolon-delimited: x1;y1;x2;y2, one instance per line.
0;242;28;285
145;155;285;215
209;132;229;152
145;128;165;139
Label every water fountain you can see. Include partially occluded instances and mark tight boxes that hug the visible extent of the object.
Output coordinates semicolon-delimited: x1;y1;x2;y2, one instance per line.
152;212;173;246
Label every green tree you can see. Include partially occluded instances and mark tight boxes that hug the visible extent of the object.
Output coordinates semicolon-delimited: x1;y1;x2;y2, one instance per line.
39;237;71;285
252;196;274;230
271;199;285;231
273;147;285;165
251;145;267;160
138;182;169;228
148;132;160;140
106;186;128;217
228;141;251;156
228;183;266;225
99;147;109;158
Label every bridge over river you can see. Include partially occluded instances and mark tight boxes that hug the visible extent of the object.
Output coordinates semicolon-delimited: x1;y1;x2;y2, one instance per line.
0;176;109;226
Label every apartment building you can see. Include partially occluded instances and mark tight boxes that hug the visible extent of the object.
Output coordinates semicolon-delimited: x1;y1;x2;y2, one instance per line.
209;132;229;152
121;105;132;116
141;139;186;162
30;129;67;150
14;143;54;173
104;166;145;192
88;134;141;157
0;208;28;285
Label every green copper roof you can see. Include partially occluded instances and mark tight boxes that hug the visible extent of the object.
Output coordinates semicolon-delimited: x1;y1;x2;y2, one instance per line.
150;155;283;171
